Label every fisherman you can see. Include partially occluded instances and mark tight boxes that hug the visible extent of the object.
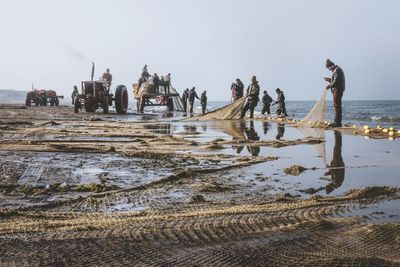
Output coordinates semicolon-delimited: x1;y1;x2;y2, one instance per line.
102;68;112;90
188;87;200;114
164;73;171;94
153;73;160;93
71;85;78;105
200;90;207;114
273;88;288;117
324;59;345;127
240;76;260;119
142;64;150;81
231;78;244;102
261;90;273;115
181;88;189;113
236;79;244;99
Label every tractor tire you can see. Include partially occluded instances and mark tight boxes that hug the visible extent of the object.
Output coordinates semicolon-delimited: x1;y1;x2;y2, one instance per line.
102;98;109;114
35;99;40;106
115;85;128;114
55;98;59;106
50;99;54;106
25;96;31;106
167;97;174;112
41;98;47;106
74;98;80;113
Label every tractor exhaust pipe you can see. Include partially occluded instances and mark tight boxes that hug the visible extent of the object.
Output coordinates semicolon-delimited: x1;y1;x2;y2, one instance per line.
91;62;95;81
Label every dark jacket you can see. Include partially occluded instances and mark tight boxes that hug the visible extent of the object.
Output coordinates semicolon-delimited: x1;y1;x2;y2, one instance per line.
246;82;260;102
328;65;345;92
153;74;160;85
262;93;273;105
200;93;207;105
236;81;244;98
276;91;285;105
188;89;199;103
182;90;189;101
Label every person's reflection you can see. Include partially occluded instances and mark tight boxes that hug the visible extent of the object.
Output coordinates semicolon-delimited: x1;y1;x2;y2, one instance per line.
276;123;285;140
202;124;207;133
324;130;345;194
262;122;270;135
244;121;260;156
183;125;197;134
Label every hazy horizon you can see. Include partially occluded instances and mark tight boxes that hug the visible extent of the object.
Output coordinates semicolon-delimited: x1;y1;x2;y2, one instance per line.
1;0;399;101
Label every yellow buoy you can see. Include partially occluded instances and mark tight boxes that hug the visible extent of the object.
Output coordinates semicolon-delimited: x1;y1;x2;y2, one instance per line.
383;129;389;133
352;125;357;128
364;129;371;135
389;127;394;131
397;130;400;135
377;125;382;129
364;136;370;140
363;125;369;130
389;131;395;137
389;136;395;141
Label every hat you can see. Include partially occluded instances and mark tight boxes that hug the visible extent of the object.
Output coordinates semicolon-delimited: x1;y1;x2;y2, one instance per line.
326;59;335;68
263;90;267;94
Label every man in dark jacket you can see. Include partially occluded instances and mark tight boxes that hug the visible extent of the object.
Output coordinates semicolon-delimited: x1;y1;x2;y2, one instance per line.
324;59;345;127
181;88;189;113
273;88;288;117
188;87;200;114
200;90;207;114
261;90;273;115
153;73;160;94
71;86;79;105
240;76;260;119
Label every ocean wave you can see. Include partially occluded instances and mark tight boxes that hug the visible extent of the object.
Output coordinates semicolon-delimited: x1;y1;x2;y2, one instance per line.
366;116;400;123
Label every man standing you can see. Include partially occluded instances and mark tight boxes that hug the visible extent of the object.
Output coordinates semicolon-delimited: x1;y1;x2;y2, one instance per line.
188;87;200;114
164;73;171;94
324;59;345;127
273;88;288;117
142;65;150;81
153;73;160;94
261;90;273;115
231;78;244;102
240;76;260;119
102;68;112;90
200;90;207;114
181;88;189;113
71;86;78;105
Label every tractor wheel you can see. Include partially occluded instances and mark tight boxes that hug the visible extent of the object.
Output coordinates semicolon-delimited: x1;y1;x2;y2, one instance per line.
115;85;128;114
50;99;54;106
25;96;31;106
102;98;109;114
167;97;174;112
55;98;59;106
74;98;80;113
41;97;47;106
35;99;40;106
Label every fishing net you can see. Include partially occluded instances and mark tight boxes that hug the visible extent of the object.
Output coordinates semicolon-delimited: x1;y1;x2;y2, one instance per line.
185;97;246;121
170;85;184;112
295;89;328;163
296;90;327;127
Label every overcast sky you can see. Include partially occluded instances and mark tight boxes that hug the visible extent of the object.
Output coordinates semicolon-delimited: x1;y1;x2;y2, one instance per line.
0;0;399;101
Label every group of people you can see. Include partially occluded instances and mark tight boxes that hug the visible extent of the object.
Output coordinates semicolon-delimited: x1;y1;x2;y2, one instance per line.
181;87;207;114
140;65;172;94
230;76;288;119
70;59;345;127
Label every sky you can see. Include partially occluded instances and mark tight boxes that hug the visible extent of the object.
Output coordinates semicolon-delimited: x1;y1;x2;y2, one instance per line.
0;0;399;101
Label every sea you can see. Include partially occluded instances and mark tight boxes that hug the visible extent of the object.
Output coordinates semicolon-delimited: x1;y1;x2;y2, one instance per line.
200;100;400;128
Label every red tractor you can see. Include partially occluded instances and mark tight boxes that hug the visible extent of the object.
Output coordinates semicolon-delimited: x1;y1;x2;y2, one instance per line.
25;89;64;106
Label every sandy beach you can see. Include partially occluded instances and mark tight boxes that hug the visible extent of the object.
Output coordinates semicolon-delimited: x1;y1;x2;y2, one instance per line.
0;104;399;266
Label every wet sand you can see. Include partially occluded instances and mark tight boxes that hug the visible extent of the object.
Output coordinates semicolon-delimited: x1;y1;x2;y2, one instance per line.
0;104;400;266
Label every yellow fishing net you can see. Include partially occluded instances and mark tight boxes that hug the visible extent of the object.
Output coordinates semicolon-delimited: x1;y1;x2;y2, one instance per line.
185;97;246;121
